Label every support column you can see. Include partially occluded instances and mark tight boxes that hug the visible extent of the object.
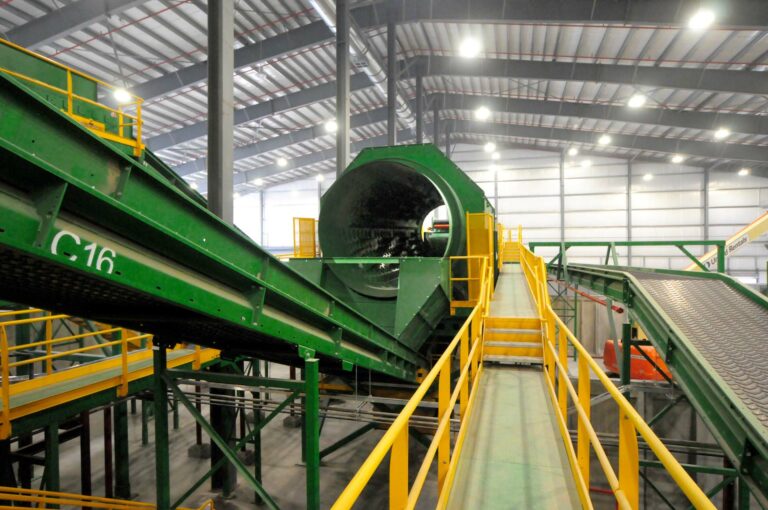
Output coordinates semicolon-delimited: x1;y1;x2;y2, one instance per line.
444;121;451;158
627;160;632;264
432;100;439;146
703;166;710;240
44;422;60;493
252;362;263;505
0;440;14;487
207;0;235;224
104;407;113;498
153;346;170;510
210;366;237;497
80;411;92;496
304;357;320;510
259;190;265;246
415;73;423;144
386;10;397;145
559;149;565;243
335;0;350;176
114;401;131;499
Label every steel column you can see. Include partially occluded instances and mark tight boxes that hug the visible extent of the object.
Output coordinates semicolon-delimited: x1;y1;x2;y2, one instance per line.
559;149;565;243
153;346;170;510
210;367;237;496
103;407;113;498
304;357;320;510
335;0;350;176
703;166;710;240
432;100;439;147
386;12;397;145
627;161;633;264
207;0;235;224
415;73;423;144
79;411;92;496
444;120;451;157
44;422;60;493
114;401;131;499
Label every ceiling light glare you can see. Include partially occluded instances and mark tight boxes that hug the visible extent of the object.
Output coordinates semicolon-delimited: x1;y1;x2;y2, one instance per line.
233;191;241;198
189;181;198;190
567;147;579;157
671;154;685;164
627;94;647;108
277;157;288;167
491;152;500;160
253;178;264;186
598;134;612;146
688;8;715;30
113;88;132;104
483;142;496;153
458;37;482;58
580;159;592;168
316;174;325;182
325;119;338;133
474;106;491;121
714;127;730;140
643;173;654;181
738;167;750;176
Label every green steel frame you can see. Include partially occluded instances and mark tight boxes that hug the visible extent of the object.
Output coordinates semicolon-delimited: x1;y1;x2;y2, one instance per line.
0;72;424;380
549;261;768;506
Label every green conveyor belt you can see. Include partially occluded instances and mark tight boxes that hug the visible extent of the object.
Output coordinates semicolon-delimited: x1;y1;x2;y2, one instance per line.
553;263;768;505
0;72;424;381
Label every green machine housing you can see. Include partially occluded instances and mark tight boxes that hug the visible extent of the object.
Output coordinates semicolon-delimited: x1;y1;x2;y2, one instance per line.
290;145;494;355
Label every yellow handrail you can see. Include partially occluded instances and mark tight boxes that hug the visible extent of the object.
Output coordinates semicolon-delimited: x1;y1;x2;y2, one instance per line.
0;486;213;509
516;240;715;510
0;37;144;156
333;256;493;509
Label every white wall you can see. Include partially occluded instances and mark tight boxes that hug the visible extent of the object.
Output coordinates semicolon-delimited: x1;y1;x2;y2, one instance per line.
239;146;768;283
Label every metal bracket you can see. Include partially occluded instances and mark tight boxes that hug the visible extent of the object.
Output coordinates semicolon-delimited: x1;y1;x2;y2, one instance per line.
113;165;132;199
31;181;67;248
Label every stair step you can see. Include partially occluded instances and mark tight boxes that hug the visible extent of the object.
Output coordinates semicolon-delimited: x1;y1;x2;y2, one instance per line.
485;317;541;330
484;355;544;366
484;345;543;357
484;331;541;343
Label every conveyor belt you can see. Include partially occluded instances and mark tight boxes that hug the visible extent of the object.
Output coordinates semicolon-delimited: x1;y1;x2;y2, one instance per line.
555;263;768;504
628;270;768;429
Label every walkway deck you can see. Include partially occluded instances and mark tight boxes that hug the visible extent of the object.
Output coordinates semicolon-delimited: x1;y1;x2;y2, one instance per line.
447;263;579;510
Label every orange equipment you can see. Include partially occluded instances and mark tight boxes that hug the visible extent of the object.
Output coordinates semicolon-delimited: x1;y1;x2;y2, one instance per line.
603;339;672;381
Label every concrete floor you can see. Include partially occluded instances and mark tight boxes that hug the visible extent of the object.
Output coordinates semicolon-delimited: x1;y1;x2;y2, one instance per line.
30;365;438;509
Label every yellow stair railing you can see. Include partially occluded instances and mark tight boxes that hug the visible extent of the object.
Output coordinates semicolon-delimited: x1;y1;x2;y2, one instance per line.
516;238;715;510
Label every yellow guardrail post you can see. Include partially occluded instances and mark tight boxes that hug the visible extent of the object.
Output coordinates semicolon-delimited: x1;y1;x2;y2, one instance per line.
0;326;10;440
390;426;409;509
577;353;591;490
619;411;640;510
119;328;129;397
557;326;568;416
45;312;53;375
459;328;469;417
437;364;451;490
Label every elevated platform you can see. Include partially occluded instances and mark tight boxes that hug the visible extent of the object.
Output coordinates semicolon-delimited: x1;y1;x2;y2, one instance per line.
448;263;578;508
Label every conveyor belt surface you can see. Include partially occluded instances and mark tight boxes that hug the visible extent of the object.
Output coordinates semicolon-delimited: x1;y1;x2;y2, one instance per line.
628;270;768;430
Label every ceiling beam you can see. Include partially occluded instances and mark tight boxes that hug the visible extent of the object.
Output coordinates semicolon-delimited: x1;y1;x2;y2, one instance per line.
422;56;768;97
359;0;768;29
5;0;145;49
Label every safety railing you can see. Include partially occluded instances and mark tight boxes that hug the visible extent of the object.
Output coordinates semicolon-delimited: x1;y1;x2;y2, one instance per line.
0;38;144;157
292;217;320;258
0;309;211;440
516;241;715;510
0;486;214;509
332;256;493;509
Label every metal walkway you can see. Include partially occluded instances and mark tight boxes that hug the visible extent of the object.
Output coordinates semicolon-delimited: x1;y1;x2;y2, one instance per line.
447;264;579;509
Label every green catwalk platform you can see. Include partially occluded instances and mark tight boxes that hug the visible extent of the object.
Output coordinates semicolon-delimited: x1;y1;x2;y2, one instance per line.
447;264;579;509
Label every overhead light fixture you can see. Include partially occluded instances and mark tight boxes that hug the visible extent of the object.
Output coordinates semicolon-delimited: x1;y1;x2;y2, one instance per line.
113;88;132;104
253;178;264;186
627;94;647;108
458;37;482;58
325;119;338;133
277;157;288;167
474;106;491;121
483;142;496;153
643;173;654;181
580;159;592;168
688;8;715;31
671;154;685;164
234;191;241;198
598;134;612;146
491;152;500;160
316;174;325;182
714;127;730;140
189;181;199;190
567;147;579;157
738;167;750;176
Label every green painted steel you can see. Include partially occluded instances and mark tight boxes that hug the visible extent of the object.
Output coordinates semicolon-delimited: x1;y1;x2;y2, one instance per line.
0;72;424;380
550;263;768;505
